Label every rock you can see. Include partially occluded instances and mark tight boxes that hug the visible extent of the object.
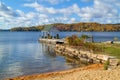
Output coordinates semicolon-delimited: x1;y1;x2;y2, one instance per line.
97;54;109;61
81;54;88;59
80;58;88;63
78;54;81;58
91;54;97;58
109;58;119;66
87;58;93;63
55;44;119;65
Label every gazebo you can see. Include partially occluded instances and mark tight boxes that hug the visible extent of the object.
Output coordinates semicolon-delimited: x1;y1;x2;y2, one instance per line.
41;25;59;39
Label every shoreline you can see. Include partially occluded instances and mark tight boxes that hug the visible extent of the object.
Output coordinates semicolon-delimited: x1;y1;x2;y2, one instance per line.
7;64;103;80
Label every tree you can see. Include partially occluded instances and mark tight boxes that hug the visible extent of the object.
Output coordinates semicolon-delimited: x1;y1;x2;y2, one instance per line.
80;34;90;43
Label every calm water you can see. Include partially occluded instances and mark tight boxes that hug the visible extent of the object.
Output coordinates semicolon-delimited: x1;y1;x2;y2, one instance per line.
58;32;120;42
0;32;120;79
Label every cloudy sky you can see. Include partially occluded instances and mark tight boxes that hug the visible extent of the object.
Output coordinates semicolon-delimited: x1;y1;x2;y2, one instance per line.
0;0;120;29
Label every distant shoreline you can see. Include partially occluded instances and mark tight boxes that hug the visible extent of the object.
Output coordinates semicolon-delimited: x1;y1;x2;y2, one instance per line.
1;22;120;32
1;30;120;32
0;30;10;32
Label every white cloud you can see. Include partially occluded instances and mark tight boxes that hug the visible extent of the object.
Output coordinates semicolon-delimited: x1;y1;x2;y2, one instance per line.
0;2;18;18
70;18;76;22
77;0;119;23
38;14;48;18
39;0;71;5
26;0;71;5
0;0;120;29
44;0;63;4
23;1;119;24
58;4;80;16
24;2;80;15
0;2;20;29
24;2;57;14
16;10;25;17
23;2;40;9
81;0;92;2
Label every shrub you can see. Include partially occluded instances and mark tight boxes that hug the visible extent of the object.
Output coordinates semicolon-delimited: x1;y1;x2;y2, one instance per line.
80;34;90;43
66;35;84;46
65;35;102;52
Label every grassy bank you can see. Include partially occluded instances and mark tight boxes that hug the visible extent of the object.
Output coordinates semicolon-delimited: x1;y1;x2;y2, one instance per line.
104;44;120;59
95;43;120;59
65;35;120;59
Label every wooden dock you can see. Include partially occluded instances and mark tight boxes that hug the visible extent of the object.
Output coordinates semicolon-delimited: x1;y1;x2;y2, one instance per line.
39;38;64;44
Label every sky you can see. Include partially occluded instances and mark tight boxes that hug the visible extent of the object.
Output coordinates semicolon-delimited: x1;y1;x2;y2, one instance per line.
0;0;120;29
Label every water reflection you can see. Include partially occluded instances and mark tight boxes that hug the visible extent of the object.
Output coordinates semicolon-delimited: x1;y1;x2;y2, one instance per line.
0;42;80;79
41;43;56;58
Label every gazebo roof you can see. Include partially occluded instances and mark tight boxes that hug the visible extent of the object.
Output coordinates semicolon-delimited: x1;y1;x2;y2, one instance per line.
42;25;59;32
42;25;52;31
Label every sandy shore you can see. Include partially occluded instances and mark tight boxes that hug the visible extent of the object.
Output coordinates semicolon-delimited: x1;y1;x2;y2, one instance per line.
7;64;120;80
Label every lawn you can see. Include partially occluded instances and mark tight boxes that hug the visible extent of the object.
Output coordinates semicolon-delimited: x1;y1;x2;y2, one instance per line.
104;46;120;59
95;43;120;59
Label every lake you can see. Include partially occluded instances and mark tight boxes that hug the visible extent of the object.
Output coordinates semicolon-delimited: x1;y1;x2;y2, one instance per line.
0;32;120;79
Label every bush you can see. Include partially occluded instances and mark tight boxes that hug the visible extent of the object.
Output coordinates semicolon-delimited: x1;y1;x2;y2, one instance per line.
65;35;102;52
66;35;84;46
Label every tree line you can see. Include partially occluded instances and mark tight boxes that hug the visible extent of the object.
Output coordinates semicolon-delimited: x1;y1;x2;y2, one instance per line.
10;26;43;31
10;22;120;32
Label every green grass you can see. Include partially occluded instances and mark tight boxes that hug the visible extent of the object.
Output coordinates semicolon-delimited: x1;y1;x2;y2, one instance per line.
104;46;120;59
94;43;120;59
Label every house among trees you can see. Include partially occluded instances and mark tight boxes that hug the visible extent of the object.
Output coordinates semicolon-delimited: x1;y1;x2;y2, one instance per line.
41;25;60;39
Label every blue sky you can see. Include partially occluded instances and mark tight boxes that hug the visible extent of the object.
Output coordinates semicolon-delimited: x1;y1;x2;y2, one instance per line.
0;0;120;29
